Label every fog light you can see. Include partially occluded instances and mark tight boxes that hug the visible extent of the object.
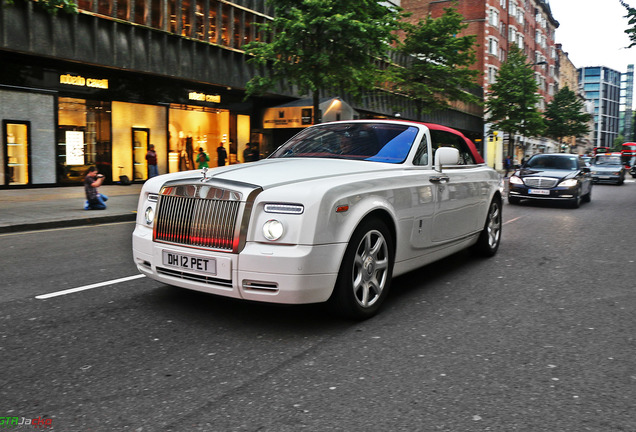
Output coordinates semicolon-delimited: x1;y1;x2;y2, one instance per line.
263;219;284;241
144;206;154;225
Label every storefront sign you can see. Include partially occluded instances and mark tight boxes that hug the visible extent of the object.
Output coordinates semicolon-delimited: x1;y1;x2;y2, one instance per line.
263;107;313;129
65;131;85;165
60;74;109;89
188;92;221;103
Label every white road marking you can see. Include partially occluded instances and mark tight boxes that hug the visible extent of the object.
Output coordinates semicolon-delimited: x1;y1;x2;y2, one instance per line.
36;274;145;299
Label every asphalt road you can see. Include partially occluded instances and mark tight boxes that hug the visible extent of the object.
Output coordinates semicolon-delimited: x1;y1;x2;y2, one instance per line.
1;181;635;431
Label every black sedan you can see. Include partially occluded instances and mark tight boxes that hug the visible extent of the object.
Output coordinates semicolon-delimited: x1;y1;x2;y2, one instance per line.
508;153;592;208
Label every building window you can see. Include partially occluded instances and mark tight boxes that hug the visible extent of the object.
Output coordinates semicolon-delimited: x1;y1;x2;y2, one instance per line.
488;37;499;57
489;8;499;27
488;66;498;85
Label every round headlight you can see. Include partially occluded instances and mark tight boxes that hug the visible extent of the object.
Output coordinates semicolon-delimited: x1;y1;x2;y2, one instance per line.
263;219;284;241
144;206;155;225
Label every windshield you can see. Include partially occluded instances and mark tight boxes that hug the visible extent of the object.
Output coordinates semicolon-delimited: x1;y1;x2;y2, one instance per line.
593;156;622;165
269;123;419;163
525;155;579;170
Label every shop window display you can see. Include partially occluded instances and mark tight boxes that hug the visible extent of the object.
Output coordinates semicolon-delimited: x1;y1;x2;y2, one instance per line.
3;121;30;185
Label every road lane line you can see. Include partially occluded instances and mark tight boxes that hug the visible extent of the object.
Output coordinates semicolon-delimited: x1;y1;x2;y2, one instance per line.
36;274;145;299
504;216;524;225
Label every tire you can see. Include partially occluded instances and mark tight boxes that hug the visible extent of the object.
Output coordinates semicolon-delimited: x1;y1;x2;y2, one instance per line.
329;219;394;320
471;197;502;257
508;196;521;205
570;193;581;209
582;185;592;203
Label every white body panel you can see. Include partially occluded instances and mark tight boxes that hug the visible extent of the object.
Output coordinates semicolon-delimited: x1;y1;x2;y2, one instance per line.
132;121;501;304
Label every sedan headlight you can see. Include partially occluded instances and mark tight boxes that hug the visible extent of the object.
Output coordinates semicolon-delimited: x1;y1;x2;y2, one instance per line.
508;175;523;185
263;219;284;241
559;179;578;187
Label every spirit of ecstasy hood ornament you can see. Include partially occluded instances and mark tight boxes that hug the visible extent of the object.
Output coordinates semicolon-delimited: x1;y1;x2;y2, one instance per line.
200;167;210;182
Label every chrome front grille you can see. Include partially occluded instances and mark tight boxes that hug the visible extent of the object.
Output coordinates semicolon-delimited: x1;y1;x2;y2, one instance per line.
154;195;240;250
524;177;558;188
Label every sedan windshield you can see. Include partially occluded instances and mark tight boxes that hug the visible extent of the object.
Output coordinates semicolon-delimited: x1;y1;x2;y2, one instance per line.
525;155;578;170
269;123;419;163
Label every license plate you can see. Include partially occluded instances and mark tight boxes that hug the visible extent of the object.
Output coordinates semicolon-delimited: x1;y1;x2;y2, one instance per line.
599;176;611;179
528;189;550;195
162;250;217;275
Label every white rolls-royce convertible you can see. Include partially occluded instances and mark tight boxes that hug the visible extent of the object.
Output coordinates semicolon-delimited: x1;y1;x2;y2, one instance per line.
133;120;502;319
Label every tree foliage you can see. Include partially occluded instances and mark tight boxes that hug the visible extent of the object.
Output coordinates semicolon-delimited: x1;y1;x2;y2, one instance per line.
4;0;77;15
387;7;479;116
244;0;404;123
543;86;591;144
485;45;545;152
622;0;636;47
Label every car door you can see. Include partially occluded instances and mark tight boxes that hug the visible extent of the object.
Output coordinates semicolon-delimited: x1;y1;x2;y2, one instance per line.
428;130;485;243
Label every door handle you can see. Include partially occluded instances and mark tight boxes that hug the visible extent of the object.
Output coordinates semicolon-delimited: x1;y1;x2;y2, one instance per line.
430;175;450;183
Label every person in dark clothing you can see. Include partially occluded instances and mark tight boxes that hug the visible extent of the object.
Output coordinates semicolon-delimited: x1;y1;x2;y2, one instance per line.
146;144;158;178
84;166;109;210
503;155;512;177
217;143;227;166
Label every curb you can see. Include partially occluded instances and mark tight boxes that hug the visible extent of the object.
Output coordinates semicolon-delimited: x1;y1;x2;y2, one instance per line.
0;213;137;234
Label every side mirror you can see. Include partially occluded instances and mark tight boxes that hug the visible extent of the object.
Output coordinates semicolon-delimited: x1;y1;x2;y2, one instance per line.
434;147;460;171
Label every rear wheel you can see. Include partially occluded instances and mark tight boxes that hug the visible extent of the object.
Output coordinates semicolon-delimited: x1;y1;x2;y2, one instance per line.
329;219;394;320
472;197;502;257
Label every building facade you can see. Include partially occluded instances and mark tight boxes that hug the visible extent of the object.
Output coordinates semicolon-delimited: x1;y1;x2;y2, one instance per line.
556;44;594;154
1;0;484;188
620;64;634;143
402;0;560;166
579;66;622;149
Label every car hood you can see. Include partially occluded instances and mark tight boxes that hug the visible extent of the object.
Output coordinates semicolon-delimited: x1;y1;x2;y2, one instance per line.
516;168;578;180
159;158;400;190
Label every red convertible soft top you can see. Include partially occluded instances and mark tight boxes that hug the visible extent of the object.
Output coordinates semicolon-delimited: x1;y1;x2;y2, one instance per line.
423;122;485;164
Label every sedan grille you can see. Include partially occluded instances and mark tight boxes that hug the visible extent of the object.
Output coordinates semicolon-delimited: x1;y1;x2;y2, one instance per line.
523;177;558;188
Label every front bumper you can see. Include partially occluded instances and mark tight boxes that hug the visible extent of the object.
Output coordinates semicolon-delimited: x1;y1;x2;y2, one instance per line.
133;224;346;304
508;184;578;201
591;173;622;184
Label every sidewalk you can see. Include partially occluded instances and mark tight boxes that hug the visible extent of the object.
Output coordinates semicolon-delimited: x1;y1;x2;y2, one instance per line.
0;184;143;233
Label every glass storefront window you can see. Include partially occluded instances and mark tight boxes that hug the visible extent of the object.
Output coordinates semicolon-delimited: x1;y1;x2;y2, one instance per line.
132;128;150;180
3;121;30;185
57;97;112;184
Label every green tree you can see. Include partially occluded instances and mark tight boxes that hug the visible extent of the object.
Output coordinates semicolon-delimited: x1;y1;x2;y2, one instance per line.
244;0;404;124
387;7;479;117
544;86;591;151
622;0;636;47
485;45;545;157
3;0;77;15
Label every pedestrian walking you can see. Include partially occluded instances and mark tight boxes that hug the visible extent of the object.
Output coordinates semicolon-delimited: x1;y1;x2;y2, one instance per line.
197;147;210;169
146;144;159;178
217;142;227;166
503;155;512;177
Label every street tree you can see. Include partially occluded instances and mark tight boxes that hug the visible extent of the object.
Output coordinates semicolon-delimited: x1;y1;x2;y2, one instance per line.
485;45;545;157
622;0;636;47
244;0;404;124
3;0;77;14
544;86;591;152
387;6;480;117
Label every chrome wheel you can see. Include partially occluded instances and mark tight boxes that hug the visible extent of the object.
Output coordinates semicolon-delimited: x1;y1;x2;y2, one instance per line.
472;197;502;257
330;219;394;319
351;229;389;308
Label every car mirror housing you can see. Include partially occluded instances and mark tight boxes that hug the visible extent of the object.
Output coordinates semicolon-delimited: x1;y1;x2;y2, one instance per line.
434;147;460;172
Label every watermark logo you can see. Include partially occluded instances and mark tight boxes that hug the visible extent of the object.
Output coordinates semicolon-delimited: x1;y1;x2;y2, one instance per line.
0;416;53;429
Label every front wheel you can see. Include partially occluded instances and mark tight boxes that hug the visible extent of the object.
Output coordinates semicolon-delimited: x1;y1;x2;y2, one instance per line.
329;219;394;320
471;197;502;257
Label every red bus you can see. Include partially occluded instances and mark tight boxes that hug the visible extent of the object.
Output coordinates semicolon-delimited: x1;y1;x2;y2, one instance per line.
593;146;611;155
621;142;636;168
